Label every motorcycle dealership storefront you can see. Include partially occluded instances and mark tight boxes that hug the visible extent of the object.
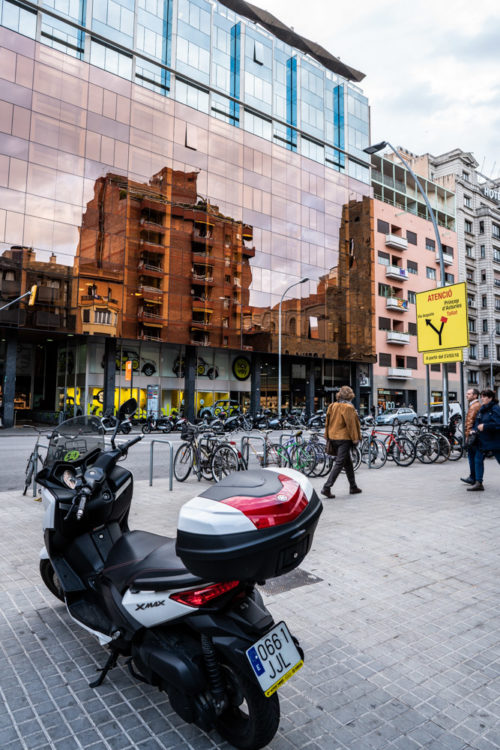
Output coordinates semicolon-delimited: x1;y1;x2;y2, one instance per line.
0;333;371;425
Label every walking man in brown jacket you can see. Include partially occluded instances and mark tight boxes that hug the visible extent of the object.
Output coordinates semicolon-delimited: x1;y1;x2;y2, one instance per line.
461;387;481;485
321;385;362;499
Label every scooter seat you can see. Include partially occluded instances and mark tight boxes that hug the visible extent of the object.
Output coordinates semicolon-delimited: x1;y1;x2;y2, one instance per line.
103;530;203;593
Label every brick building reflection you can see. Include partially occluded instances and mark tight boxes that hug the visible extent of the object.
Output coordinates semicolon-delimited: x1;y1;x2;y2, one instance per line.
0;169;375;389
0;246;74;332
73;167;255;348
241;196;375;363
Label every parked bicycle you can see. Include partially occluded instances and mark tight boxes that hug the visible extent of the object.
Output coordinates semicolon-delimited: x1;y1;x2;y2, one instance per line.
22;425;52;496
173;423;222;482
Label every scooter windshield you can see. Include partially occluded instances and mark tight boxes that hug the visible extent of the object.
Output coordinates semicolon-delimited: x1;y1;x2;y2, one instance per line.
45;416;105;467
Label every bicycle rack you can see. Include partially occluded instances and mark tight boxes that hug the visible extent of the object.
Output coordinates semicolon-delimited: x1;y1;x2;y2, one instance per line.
279;432;296;447
240;435;267;468
149;439;174;491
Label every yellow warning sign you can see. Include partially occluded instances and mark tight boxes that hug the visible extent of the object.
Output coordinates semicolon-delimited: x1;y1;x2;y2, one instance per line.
423;349;464;365
416;282;469;353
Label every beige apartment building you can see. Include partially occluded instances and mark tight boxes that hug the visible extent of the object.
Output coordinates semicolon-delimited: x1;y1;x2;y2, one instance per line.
370;154;461;413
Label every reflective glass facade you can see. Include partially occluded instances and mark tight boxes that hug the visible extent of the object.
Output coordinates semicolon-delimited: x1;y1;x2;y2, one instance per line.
0;0;373;423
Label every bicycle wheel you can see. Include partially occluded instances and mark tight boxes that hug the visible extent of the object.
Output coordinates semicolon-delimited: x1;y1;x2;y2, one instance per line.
211;444;239;482
174;442;193;482
435;434;451;462
340;444;362;475
447;436;464;461
383;435;396;461
289;444;317;475
388;437;416;467
361;437;387;468
415;434;439;464
199;444;215;480
309;444;327;477
265;443;288;468
23;455;35;496
350;445;361;471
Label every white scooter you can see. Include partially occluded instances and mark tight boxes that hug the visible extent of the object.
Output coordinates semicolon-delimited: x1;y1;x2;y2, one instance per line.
35;399;322;750
100;407;134;434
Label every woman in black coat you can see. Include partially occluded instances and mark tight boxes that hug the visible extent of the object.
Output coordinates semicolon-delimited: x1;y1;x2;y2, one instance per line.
467;389;500;491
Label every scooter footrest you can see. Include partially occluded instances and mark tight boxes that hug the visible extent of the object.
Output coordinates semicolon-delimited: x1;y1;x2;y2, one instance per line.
68;599;114;635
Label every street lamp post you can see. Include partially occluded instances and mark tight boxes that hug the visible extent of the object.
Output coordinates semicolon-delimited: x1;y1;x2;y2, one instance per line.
278;277;309;418
364;141;449;425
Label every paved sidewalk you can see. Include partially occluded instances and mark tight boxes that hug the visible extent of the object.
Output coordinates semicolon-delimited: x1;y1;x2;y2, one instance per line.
1;456;500;749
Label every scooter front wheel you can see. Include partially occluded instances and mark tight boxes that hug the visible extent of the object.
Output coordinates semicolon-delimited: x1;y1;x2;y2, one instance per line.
215;663;280;750
40;559;65;602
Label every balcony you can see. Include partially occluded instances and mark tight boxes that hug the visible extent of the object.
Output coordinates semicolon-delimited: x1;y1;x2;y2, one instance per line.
387;367;413;379
139;239;165;253
385;265;408;281
0;309;26;325
137;285;163;302
191;320;214;330
386;331;411;345
140;218;166;233
436;251;454;265
192;298;214;312
34;311;62;328
138;261;163;277
385;234;408;251
137;310;164;325
386;297;408;312
141;197;166;213
190;335;210;346
192;269;214;283
1;279;21;296
193;228;214;242
192;249;213;262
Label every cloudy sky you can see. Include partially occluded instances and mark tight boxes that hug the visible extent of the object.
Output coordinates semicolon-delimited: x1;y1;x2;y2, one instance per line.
261;0;500;176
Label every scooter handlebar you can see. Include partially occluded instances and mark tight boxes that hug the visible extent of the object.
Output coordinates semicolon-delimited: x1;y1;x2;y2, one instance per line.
118;434;143;454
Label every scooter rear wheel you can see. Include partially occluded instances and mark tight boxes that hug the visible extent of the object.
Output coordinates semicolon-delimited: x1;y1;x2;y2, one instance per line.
214;663;280;750
40;559;65;602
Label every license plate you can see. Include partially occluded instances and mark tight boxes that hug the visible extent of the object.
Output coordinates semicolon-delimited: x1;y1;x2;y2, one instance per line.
246;621;303;697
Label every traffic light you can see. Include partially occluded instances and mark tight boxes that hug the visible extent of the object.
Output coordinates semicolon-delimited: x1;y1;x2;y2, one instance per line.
28;284;37;306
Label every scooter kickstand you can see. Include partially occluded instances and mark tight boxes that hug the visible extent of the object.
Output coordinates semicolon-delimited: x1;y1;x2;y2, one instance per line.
89;650;119;688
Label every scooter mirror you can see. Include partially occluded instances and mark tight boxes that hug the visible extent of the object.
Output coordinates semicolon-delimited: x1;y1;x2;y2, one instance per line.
118;398;137;421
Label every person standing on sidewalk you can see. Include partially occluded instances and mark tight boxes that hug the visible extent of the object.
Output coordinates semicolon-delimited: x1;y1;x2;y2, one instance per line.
321;385;362;499
461;387;481;486
467;389;500;492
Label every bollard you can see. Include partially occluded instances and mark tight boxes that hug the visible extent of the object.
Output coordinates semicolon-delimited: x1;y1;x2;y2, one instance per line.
149;439;174;490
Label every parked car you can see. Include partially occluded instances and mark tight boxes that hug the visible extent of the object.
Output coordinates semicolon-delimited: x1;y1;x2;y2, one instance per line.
375;407;418;426
421;402;462;424
100;349;157;377
198;399;240;420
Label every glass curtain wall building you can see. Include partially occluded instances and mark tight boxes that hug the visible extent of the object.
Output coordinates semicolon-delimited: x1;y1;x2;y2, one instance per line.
0;0;373;425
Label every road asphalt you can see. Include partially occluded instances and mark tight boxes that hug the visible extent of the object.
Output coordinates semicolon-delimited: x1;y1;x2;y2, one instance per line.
1;447;500;750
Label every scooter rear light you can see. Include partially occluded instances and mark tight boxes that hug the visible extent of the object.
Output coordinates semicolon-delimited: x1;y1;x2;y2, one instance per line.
220;475;308;529
170;580;240;607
